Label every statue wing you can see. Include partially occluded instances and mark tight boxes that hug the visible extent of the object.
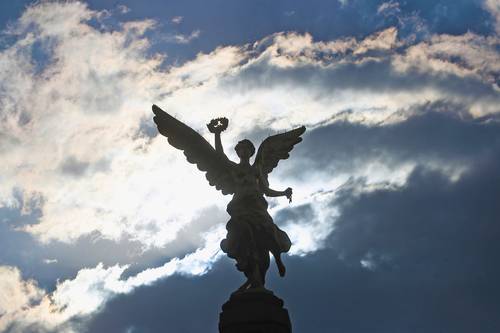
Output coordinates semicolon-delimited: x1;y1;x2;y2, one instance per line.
152;104;236;195
253;126;306;175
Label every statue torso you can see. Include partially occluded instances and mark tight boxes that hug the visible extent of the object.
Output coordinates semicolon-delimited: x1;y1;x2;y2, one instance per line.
233;163;261;196
227;163;269;219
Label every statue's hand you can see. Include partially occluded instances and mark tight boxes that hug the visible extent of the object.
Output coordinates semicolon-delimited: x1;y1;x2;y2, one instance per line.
207;117;228;134
284;187;293;203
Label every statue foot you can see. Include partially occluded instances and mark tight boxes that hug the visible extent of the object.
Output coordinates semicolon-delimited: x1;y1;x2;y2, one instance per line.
276;257;286;277
232;279;269;295
236;279;251;293
250;281;264;289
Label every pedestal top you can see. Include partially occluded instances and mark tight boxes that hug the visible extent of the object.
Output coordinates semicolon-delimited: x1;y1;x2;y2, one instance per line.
219;290;291;333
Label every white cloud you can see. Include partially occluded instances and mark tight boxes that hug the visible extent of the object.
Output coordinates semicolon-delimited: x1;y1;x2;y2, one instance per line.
0;226;224;332
353;26;399;55
117;5;130;15
338;0;349;7
171;16;183;24
484;0;500;34
0;266;44;316
0;2;215;247
43;258;58;264
377;1;401;15
161;29;201;44
174;29;201;44
393;32;500;85
281;193;338;256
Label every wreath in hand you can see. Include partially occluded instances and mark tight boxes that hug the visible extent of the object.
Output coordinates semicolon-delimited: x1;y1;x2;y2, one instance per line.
207;117;229;134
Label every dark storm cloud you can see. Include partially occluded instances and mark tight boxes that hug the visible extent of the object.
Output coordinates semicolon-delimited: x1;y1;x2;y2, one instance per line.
0;199;225;290
274;203;316;226
284;102;500;177
121;205;227;278
83;137;500;333
222;57;499;103
0;209;142;290
83;258;240;333
312;154;500;332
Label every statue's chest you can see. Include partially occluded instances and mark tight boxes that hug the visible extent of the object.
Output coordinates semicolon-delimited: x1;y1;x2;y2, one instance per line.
234;166;259;186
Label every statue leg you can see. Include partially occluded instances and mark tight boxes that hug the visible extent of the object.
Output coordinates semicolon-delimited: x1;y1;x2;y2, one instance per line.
236;278;251;292
244;224;264;289
250;263;263;288
259;250;270;285
272;251;286;277
235;256;268;291
235;259;256;292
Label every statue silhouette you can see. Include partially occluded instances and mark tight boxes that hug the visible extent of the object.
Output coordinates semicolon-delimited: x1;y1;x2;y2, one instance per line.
152;104;305;293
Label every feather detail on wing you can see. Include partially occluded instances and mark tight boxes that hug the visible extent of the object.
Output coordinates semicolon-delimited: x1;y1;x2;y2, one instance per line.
253;126;306;175
152;104;236;195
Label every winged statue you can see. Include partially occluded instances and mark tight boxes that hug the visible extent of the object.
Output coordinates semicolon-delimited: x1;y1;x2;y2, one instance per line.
152;104;305;292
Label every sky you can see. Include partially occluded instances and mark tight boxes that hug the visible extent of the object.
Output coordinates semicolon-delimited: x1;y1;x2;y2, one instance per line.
0;0;499;332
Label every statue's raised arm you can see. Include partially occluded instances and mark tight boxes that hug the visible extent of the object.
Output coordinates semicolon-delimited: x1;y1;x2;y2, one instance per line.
152;104;236;195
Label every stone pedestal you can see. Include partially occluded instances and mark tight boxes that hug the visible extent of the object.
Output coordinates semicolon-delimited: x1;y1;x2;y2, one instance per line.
219;289;291;333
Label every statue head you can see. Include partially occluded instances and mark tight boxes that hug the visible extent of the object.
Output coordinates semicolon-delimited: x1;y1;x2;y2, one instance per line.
235;139;255;160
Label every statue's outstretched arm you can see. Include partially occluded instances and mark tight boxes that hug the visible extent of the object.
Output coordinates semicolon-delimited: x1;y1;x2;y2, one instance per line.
260;170;293;202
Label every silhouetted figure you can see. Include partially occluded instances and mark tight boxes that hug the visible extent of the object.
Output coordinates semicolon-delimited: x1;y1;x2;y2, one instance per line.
152;104;305;332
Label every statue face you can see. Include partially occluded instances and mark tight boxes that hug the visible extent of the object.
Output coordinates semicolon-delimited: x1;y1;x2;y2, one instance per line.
235;140;255;159
236;147;251;159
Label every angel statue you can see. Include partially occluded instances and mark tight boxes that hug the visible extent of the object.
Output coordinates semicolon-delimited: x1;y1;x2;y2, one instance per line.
152;104;305;293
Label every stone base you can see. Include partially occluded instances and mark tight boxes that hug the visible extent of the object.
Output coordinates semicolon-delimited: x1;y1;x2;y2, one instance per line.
219;289;291;333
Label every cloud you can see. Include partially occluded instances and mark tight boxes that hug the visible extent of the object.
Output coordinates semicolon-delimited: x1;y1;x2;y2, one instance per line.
223;28;499;121
301;152;500;332
288;104;500;179
174;29;201;44
393;32;500;86
59;156;91;177
0;266;44;317
43;259;58;264
0;1;220;247
338;0;349;7
171;16;183;24
377;1;401;15
0;266;46;332
85;259;240;333
0;1;499;332
484;0;500;34
1;1;497;248
0;226;224;333
5;106;497;331
161;29;201;44
117;5;130;15
84;149;500;332
0;202;227;294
